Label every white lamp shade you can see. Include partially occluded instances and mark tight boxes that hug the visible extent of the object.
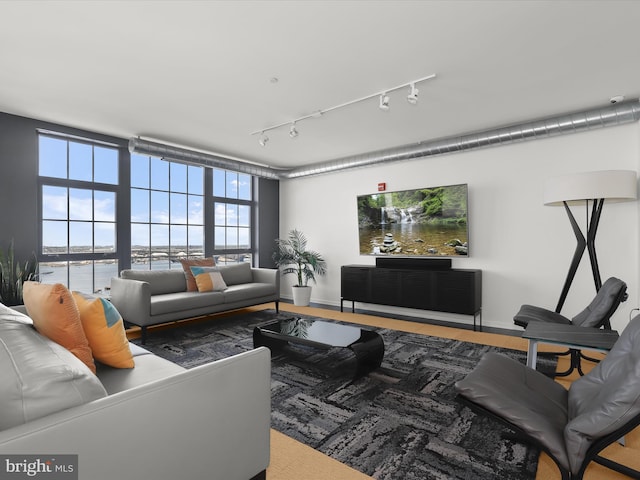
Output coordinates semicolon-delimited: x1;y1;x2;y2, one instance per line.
544;170;638;206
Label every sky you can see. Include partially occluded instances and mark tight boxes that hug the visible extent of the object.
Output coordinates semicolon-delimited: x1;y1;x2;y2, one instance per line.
39;136;251;251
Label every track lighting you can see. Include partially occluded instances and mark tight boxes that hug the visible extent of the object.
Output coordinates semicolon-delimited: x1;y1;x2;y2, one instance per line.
251;73;436;143
407;83;419;105
379;93;390;111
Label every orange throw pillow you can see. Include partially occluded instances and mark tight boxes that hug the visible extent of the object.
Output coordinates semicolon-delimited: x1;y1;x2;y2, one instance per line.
72;292;134;369
180;257;215;291
22;282;96;374
190;266;229;292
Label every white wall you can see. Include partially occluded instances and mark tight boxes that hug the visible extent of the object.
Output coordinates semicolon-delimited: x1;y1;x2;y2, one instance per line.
278;122;640;331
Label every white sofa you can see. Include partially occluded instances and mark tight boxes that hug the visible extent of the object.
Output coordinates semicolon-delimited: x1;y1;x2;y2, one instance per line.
110;263;279;343
0;304;271;480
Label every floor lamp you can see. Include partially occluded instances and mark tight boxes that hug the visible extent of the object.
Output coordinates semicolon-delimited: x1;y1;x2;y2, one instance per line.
544;170;637;313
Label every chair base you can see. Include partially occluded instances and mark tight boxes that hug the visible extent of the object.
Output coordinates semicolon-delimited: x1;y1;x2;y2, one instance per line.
555;349;584;377
554;349;602;377
592;455;640;480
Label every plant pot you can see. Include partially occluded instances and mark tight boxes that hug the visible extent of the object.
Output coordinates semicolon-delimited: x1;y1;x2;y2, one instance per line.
292;286;312;306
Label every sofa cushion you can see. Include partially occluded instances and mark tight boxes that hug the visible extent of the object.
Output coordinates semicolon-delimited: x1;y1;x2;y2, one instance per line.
224;283;277;304
180;257;216;291
121;269;187;295
96;343;185;395
72;292;134;369
22;281;96;374
217;263;253;286
149;291;225;316
0;303;107;430
190;266;228;292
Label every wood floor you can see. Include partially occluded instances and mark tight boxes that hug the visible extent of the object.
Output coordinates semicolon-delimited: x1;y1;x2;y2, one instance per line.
128;302;640;479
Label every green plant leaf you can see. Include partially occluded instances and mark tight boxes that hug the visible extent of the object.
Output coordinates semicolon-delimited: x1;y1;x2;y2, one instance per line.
0;239;39;306
272;229;327;287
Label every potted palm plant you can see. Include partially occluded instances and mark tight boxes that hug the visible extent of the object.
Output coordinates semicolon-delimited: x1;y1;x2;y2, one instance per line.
0;239;39;306
273;229;327;306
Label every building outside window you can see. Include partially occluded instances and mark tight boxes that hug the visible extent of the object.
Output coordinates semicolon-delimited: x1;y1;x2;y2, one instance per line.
38;133;119;294
130;154;204;270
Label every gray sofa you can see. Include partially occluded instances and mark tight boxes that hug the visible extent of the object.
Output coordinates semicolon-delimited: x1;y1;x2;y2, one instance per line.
110;263;279;343
0;303;271;480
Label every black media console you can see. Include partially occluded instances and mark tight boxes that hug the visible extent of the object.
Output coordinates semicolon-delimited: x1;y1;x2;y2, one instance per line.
340;258;482;330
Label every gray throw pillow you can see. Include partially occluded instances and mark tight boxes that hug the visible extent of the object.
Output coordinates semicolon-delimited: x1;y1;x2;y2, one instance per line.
217;263;253;286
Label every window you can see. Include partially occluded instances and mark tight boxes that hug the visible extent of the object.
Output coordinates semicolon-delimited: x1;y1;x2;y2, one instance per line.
38;134;258;293
212;169;252;264
130;154;204;269
38;134;119;294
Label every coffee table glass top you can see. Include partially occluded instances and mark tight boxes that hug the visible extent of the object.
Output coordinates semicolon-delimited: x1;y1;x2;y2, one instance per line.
259;317;364;347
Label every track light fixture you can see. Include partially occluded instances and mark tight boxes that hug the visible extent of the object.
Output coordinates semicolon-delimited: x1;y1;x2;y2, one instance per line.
379;93;390;111
251;73;436;143
407;83;419;105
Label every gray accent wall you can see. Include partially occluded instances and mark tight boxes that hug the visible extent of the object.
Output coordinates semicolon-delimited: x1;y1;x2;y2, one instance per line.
0;113;40;263
255;177;279;268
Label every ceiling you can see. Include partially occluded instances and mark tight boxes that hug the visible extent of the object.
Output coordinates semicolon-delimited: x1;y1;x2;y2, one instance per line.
1;0;640;170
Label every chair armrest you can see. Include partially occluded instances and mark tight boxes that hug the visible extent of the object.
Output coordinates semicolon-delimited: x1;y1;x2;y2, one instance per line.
110;277;151;326
514;304;571;328
252;268;280;294
0;347;272;480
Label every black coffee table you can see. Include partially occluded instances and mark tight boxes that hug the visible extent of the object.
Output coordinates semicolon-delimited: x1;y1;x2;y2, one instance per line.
253;317;384;377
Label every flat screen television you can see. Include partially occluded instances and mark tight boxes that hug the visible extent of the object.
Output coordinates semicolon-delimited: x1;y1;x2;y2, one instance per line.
357;183;469;257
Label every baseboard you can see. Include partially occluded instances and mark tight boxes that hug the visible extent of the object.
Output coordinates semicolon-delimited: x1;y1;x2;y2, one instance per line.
281;299;523;337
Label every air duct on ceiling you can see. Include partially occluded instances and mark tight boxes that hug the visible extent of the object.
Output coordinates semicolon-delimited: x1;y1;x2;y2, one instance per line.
128;137;283;180
282;100;640;179
130;100;640;180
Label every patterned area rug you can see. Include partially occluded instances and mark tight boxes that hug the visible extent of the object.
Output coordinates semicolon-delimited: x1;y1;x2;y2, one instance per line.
134;309;557;480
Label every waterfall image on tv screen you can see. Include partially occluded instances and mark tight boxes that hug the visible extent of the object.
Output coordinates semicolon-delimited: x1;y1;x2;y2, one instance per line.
357;183;469;257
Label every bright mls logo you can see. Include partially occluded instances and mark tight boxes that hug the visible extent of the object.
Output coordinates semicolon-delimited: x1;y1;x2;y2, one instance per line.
1;456;77;479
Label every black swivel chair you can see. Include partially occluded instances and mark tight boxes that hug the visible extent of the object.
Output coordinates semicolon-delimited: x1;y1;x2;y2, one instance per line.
513;277;627;376
455;314;640;480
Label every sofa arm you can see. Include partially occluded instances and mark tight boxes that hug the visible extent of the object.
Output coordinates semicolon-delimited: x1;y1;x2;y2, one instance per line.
0;347;272;480
10;305;29;316
110;277;151;326
252;268;280;294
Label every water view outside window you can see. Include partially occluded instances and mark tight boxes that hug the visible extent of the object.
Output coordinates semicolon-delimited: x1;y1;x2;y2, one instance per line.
130;154;204;269
212;169;252;264
38;134;119;294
